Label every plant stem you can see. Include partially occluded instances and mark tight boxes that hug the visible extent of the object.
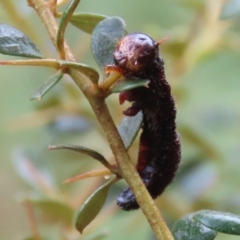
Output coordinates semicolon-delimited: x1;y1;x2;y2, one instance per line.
99;71;123;90
27;0;174;239
0;59;59;67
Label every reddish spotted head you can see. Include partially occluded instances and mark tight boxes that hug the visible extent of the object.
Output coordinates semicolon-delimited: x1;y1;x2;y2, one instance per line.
113;33;159;72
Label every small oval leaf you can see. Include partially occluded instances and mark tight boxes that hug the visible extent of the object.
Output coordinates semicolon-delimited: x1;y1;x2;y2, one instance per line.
118;111;143;149
220;0;240;20
0;24;43;58
29;71;64;101
172;213;217;240
48;144;111;170
74;178;117;233
91;17;127;73
70;13;107;34
194;210;240;235
111;79;150;93
59;60;99;83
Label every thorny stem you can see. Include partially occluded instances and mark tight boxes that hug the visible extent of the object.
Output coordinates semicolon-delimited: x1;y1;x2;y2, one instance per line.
27;0;174;239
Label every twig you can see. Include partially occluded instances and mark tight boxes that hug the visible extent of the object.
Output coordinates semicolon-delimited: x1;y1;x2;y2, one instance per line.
0;59;59;67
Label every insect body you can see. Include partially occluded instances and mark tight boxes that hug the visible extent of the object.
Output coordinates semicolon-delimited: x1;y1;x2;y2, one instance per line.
111;33;181;210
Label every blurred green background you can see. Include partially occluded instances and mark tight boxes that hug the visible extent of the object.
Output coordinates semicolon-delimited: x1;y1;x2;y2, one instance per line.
1;0;240;239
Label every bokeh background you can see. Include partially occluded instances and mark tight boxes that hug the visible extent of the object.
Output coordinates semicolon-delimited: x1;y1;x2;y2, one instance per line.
1;0;240;239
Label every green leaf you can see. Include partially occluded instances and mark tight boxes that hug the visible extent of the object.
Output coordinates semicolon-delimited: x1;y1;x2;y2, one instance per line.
111;79;150;93
118;111;143;149
29;71;64;101
172;213;217;240
74;178;116;233
91;17;127;73
59;60;99;83
30;198;74;225
70;13;107;34
220;0;240;20
194;210;240;235
0;23;43;58
48;144;111;170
